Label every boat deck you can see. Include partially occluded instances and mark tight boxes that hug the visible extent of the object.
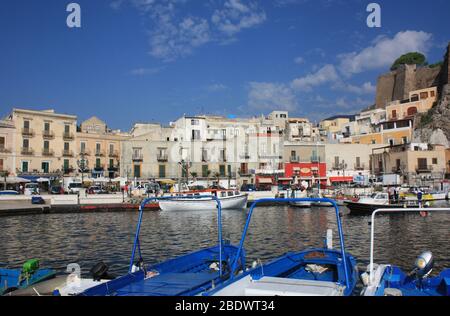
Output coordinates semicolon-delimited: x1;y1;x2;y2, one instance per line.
115;272;219;296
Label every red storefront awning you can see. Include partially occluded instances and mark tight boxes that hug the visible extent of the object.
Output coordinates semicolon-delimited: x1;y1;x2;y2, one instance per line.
329;176;354;183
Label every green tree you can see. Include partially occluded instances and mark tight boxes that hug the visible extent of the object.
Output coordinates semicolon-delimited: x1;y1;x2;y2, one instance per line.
391;52;427;71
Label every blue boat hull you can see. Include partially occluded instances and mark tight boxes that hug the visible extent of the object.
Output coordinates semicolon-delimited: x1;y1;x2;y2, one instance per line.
79;244;245;296
371;266;450;296
0;268;56;295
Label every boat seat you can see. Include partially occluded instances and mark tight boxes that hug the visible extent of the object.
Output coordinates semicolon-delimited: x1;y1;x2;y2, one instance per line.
244;277;345;296
115;272;218;296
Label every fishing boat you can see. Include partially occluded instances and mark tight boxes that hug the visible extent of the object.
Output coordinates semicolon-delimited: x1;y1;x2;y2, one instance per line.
310;191;334;207
289;190;312;208
0;259;56;295
78;195;246;296
361;208;450;296
204;198;358;296
345;193;421;216
159;189;247;211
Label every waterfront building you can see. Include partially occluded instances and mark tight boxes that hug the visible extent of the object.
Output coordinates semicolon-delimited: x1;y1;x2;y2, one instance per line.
370;143;447;186
283;142;327;188
77;116;130;179
6;108;78;178
0;119;16;177
319;115;356;143
385;87;438;121
286;117;320;143
325;144;376;184
350;118;413;146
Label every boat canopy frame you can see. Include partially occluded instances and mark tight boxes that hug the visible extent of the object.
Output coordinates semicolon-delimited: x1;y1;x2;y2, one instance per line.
131;195;225;277
369;207;450;285
229;197;351;290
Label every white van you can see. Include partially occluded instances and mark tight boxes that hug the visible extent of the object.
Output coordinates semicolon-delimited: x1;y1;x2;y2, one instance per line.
68;182;83;194
24;183;39;196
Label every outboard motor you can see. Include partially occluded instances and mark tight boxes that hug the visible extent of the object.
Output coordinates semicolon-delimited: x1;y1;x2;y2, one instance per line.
412;251;434;279
90;262;115;281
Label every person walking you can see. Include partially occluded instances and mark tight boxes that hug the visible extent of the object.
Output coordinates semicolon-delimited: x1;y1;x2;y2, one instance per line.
417;189;423;208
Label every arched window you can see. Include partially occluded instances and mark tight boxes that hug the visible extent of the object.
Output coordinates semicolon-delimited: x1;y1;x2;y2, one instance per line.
407;107;418;116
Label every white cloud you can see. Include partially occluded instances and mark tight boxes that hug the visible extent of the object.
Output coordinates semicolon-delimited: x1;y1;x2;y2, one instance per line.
290;64;338;92
294;56;305;64
332;81;376;95
130;67;163;75
212;0;266;37
338;30;433;76
206;83;228;92
248;82;297;111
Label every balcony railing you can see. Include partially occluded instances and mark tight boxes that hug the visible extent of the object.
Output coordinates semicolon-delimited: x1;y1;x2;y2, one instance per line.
22;128;34;137
63;166;75;174
355;163;365;170
109;150;119;158
95;150;105;157
94;164;105;171
80;149;90;156
132;153;143;161
157;154;168;162
42;130;54;139
21;147;34;155
108;165;119;171
42;149;54;157
416;165;433;173
63;132;74;140
290;156;300;163
62;150;74;157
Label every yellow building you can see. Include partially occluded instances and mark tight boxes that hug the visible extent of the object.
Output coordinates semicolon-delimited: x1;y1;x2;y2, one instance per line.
371;143;446;186
385;87;438;121
351;118;412;146
320;116;351;134
7;108;78;176
0;120;16;176
77;117;130;178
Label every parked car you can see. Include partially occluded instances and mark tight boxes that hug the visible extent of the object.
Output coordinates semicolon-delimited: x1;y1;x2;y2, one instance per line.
68;182;83;195
88;186;108;194
50;186;64;195
240;184;257;192
24;183;39;196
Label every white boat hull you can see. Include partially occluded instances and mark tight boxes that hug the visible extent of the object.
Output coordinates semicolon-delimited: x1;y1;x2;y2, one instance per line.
159;194;248;211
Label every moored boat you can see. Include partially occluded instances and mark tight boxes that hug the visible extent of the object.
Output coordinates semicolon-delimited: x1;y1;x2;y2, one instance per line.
78;195;246;296
361;207;450;296
204;198;358;296
159;189;247;211
345;193;421;216
289;190;311;208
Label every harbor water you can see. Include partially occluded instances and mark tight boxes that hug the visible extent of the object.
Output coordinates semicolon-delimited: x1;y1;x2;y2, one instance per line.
1;202;449;278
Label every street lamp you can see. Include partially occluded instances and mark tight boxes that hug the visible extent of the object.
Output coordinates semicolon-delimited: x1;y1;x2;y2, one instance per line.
77;154;89;184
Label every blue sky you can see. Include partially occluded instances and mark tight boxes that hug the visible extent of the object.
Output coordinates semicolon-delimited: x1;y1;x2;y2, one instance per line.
1;0;449;130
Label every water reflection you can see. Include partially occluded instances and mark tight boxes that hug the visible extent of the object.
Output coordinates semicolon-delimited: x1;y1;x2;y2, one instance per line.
0;202;449;277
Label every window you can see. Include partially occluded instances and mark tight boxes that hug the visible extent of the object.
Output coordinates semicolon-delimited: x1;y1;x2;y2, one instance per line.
63;159;69;171
64;124;70;133
109;144;114;155
291;151;296;158
402;136;408;144
417;158;427;170
159;165;166;178
392;110;397;118
191;119;199;126
22;161;29;172
202;165;209;177
44;140;49;150
411;94;419;102
407;107;418;116
109;159;114;168
356;157;361;169
96;143;101;153
432;158;438;165
219;165;226;177
24;120;30;129
227;165;232;176
96;158;101;168
0;159;3;171
133;165;140;178
240;163;248;175
192;130;201;140
44;122;50;132
23;139;29;148
202;149;208;161
396;159;401;170
420;92;429;99
389;139;395;147
220;149;226;161
42;162;49;173
64;142;70;151
80;142;86;153
0;136;5;149
334;156;340;168
430;91;435;97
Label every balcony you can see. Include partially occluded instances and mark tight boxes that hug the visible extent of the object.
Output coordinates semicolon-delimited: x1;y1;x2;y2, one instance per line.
290;156;300;163
42;149;54;157
63;166;75;175
310;156;320;163
355;163;365;171
63;132;74;140
21;147;34;155
0;147;11;153
109;150;119;158
22;128;34;137
62;150;74;157
95;150;105;157
79;149;91;156
108;165;119;171
132;153;143;161
416;165;433;174
94;164;105;171
157;154;168;162
42;130;54;139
